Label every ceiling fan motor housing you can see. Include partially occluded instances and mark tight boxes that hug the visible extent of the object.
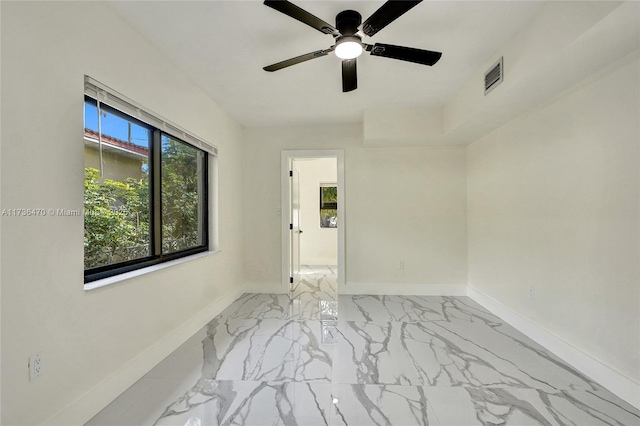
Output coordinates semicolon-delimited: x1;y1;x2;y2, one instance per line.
336;10;362;36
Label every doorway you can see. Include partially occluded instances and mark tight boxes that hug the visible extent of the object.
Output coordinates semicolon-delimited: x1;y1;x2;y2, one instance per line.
281;150;345;297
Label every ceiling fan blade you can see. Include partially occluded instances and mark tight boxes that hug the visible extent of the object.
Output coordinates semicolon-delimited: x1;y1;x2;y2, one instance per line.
342;59;357;92
263;0;339;36
361;0;422;37
368;43;442;66
264;48;333;72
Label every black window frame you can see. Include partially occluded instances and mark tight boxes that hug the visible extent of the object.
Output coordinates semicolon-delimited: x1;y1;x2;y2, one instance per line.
83;96;209;283
319;186;338;210
319;185;338;228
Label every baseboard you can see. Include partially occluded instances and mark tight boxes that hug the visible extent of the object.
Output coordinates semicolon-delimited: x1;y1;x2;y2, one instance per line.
244;281;286;294
467;286;640;411
339;282;467;296
244;281;467;296
301;258;337;266
45;286;246;426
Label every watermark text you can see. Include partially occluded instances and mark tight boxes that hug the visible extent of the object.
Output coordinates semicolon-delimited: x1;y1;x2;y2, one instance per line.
2;207;132;217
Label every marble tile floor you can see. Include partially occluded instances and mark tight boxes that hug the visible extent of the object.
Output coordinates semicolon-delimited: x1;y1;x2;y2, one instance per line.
87;266;639;425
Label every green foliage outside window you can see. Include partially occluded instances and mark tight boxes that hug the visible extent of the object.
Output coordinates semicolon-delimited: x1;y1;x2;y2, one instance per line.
84;139;203;269
320;186;337;228
161;136;203;254
84;167;150;268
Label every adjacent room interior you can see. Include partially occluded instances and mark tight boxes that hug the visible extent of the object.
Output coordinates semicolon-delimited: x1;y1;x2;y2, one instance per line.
1;1;638;425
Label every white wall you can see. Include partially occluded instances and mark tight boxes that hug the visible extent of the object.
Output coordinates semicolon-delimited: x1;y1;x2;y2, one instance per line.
294;158;338;266
1;3;244;425
243;125;468;294
467;55;640;386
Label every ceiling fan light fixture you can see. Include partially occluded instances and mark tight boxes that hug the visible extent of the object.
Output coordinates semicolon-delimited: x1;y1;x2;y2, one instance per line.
335;36;363;59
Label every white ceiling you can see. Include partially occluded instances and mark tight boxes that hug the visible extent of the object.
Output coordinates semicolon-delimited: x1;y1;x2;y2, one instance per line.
109;1;545;128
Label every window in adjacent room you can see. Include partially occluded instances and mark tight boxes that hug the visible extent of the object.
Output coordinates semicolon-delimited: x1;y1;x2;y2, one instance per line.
83;78;213;283
320;184;337;228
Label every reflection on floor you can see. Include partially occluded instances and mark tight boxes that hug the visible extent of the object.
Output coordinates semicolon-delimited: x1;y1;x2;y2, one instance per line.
87;265;639;425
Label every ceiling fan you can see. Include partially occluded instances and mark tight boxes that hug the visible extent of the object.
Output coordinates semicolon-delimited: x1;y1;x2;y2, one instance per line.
262;0;442;92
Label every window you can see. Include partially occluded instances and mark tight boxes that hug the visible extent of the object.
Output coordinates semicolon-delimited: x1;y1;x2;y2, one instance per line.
83;80;212;283
320;184;337;228
161;134;207;254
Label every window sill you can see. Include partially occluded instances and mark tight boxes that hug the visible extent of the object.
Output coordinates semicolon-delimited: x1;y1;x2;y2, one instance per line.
84;250;221;291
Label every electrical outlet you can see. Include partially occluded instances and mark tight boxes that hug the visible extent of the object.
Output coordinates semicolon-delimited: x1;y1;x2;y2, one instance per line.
398;260;404;270
29;353;43;381
529;287;536;301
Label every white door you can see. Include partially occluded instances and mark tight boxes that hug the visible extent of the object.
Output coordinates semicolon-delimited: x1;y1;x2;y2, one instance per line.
290;168;302;295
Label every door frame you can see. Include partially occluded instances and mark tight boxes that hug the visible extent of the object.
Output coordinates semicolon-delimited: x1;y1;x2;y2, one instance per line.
281;150;345;294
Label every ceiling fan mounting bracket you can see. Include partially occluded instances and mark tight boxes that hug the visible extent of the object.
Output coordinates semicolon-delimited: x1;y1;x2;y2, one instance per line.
335;10;362;37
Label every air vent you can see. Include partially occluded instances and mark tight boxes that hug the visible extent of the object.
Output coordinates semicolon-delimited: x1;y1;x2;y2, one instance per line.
484;57;503;95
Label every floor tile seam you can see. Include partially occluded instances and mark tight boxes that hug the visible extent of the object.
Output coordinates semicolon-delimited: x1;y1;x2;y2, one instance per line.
175;379;578;392
211;316;315;321
416;384;594;390
209;378;336;385
337;319;464;326
325;382;599;393
329;382;434;389
196;378;334;385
